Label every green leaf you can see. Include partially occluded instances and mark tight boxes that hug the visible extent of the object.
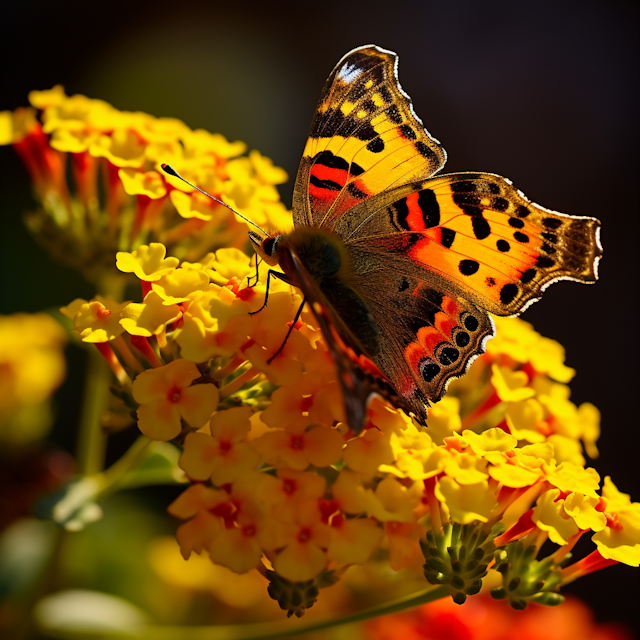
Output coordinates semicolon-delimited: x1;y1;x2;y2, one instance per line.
34;477;103;531
118;441;187;489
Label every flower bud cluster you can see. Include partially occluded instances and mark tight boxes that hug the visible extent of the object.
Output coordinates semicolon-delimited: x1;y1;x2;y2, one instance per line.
1;88;290;284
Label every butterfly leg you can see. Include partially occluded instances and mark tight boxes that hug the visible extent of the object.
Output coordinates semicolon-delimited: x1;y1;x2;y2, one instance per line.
248;268;288;315
266;297;306;364
246;257;262;288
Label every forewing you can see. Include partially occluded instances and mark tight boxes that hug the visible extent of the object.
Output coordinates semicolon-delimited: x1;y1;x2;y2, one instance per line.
292;45;446;231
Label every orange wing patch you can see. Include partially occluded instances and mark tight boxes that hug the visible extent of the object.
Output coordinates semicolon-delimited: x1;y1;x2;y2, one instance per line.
356;172;601;316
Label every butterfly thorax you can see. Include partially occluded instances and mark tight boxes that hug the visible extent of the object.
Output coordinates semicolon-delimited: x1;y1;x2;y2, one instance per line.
263;227;381;357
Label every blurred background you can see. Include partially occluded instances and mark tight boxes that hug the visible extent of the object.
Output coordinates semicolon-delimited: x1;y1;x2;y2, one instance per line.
1;0;638;635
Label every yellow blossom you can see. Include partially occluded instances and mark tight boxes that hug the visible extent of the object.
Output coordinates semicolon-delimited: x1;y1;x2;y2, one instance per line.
116;243;179;282
532;489;579;545
118;168;167;199
119;291;182;337
435;477;498;524
179;406;260;485
73;297;130;343
132;359;219;441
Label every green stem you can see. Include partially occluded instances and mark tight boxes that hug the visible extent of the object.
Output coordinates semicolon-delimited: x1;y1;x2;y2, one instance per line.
95;435;152;498
76;274;126;475
76;346;110;475
126;585;450;640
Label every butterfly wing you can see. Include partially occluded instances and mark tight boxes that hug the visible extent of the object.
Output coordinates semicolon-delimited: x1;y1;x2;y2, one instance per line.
293;45;446;231
285;44;602;424
281;246;421;432
343;172;602;314
341;172;601;405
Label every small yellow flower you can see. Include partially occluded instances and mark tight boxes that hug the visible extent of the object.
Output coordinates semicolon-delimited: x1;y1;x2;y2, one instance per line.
118;168;167;199
179;406;260;485
271;501;330;582
532;489;580;545
116;243;179;282
132;359;219;440
73;297;130;343
119;291;182;337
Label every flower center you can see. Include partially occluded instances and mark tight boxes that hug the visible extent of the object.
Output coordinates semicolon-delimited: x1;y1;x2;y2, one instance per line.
297;527;312;543
283;479;297;495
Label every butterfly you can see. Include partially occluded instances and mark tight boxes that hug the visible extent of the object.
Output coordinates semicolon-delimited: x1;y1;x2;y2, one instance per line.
246;45;602;433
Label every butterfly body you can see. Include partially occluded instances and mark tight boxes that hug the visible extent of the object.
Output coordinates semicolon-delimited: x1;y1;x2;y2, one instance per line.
249;45;602;432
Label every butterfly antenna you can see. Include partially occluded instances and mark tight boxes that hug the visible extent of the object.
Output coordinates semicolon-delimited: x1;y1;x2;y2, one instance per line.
161;163;268;236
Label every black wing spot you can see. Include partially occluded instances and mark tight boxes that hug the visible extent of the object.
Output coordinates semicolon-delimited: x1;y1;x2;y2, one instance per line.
349;162;365;176
453;193;481;207
516;205;530;218
379;86;393;103
509;217;525;229
540;243;556;254
399;124;417;140
355;123;377;141
472;217;491;240
415;141;437;160
419;189;440;228
455;331;470;347
520;268;536;284
541;232;558;244
420;359;441;383
459;259;480;276
488;182;501;194
497;239;510;252
451;181;477;193
543;218;562;229
536;256;555;268
500;283;519;305
309;174;342;191
361;99;377;113
441;228;456;248
486;277;496;287
439;346;460;365
315;150;349;171
492;197;509;212
464;315;479;332
514;231;529;243
386;105;402;124
398;276;410;292
367;137;385;153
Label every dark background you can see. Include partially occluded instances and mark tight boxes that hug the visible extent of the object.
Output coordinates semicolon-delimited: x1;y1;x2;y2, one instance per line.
1;0;638;633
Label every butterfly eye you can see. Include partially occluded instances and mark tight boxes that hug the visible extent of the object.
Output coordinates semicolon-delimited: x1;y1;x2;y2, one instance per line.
263;235;280;257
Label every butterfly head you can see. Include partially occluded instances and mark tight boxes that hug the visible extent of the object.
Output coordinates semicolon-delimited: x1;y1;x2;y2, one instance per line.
248;230;282;267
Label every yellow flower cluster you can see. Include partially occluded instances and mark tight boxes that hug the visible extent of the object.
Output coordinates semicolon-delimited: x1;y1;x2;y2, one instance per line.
0;88;291;284
0;313;67;445
60;241;640;616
